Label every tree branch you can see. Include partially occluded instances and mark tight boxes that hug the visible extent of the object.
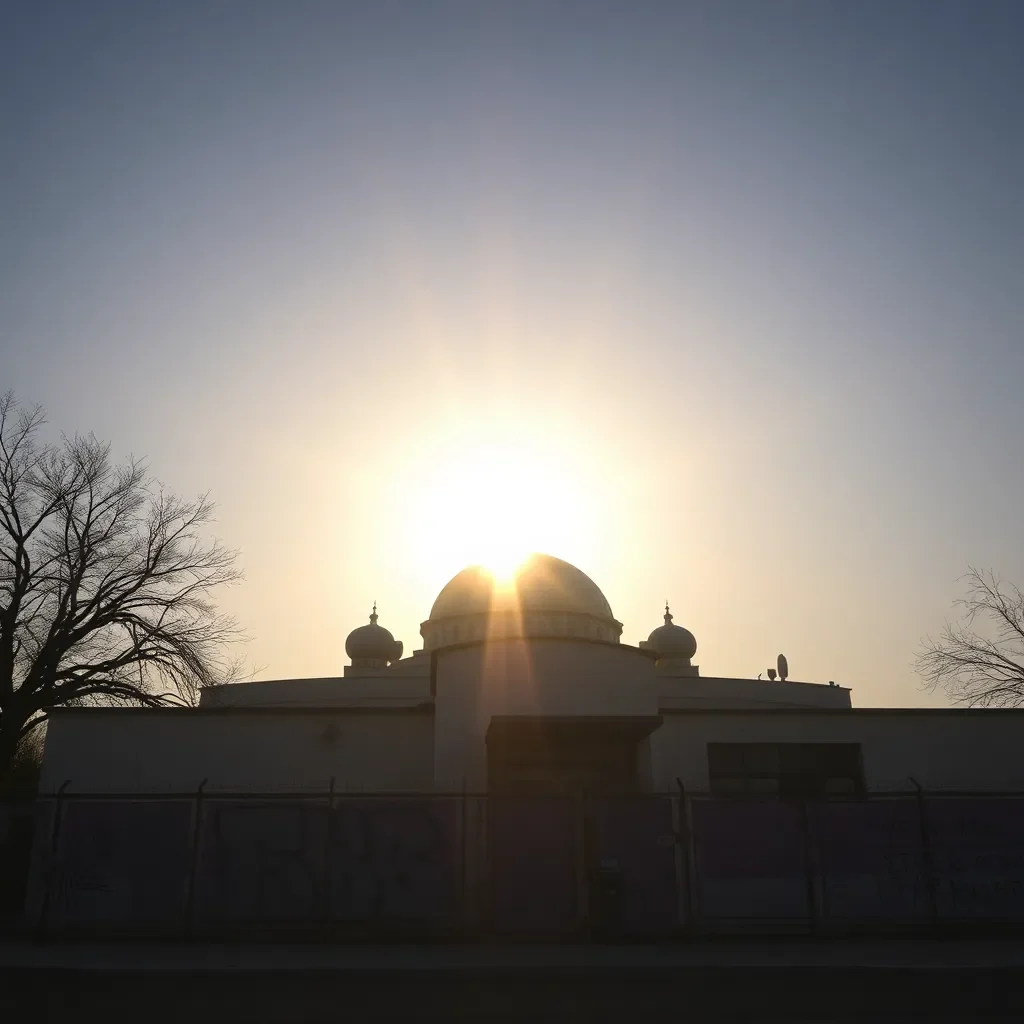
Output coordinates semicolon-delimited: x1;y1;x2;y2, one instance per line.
918;567;1024;707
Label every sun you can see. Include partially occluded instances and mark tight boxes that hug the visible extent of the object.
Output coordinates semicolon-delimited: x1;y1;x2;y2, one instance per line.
479;542;530;584
412;441;592;587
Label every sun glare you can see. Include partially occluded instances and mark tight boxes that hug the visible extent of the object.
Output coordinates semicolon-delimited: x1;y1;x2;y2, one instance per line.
410;440;594;588
483;546;529;585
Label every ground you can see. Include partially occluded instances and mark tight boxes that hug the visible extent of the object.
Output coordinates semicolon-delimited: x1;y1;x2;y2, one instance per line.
2;940;1024;1021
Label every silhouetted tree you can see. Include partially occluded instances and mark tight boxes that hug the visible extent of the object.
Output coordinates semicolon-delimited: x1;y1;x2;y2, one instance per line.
1;730;44;796
0;393;242;781
918;568;1024;707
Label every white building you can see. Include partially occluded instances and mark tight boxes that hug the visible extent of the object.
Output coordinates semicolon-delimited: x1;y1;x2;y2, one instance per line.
40;554;1024;797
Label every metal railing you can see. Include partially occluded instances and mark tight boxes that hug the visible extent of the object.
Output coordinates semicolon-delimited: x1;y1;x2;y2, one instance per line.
4;784;1024;939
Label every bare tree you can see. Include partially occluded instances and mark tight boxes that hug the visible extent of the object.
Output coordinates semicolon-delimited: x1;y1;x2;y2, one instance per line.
918;567;1024;707
0;393;242;779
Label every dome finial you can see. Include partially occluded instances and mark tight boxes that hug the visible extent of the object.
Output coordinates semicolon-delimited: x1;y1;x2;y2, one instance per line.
664;601;673;625
370;601;378;625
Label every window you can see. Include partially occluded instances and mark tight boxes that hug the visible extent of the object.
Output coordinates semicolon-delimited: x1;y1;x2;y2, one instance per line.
707;742;864;799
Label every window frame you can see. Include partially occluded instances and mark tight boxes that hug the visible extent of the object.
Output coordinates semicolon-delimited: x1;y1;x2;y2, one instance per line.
707;741;865;800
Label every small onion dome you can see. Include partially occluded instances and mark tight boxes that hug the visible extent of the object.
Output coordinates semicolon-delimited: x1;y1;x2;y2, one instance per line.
345;604;401;664
646;603;697;660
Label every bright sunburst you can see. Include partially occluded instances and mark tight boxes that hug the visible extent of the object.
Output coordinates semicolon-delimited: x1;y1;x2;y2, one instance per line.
482;545;530;585
411;440;591;586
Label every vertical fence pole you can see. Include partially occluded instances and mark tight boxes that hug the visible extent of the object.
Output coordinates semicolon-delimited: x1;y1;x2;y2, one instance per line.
37;779;70;939
481;793;493;936
910;777;939;928
575;791;590;938
184;778;207;935
675;778;695;937
322;776;335;934
459;788;468;936
799;799;820;933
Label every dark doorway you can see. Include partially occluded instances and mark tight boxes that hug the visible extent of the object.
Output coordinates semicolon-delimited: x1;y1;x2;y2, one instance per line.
486;716;661;795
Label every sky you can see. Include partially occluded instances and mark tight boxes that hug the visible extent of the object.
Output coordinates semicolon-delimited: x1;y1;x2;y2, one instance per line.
3;1;1023;706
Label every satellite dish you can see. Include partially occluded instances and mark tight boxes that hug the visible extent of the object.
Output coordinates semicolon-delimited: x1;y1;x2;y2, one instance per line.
767;668;777;681
777;654;789;682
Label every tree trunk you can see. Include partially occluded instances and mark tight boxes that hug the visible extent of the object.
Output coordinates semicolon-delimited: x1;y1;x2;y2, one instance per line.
0;714;30;787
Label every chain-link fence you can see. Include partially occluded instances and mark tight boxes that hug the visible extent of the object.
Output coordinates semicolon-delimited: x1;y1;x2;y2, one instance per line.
4;786;1024;938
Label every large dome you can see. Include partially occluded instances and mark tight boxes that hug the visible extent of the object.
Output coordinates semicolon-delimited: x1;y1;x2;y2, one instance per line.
429;554;613;620
422;553;621;650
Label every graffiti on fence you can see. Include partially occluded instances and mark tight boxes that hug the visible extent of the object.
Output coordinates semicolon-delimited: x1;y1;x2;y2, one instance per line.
814;801;928;920
928;799;1024;920
46;801;193;928
195;799;460;929
329;800;459;926
196;800;328;925
17;793;1024;937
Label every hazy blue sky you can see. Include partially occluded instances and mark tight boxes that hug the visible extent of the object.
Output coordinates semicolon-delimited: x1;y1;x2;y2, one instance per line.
3;1;1023;704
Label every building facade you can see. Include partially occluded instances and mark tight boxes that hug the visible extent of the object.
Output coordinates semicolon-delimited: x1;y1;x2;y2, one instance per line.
40;553;1024;797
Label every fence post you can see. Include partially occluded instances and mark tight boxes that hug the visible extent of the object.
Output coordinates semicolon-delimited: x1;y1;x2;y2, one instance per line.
799;799;820;933
675;778;695;937
459;788;468;936
481;793;492;936
184;778;207;935
323;776;335;934
575;791;590;937
909;777;939;927
36;779;70;939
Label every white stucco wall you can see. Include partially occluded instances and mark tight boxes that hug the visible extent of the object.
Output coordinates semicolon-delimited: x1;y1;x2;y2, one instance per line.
432;638;659;790
41;707;435;794
39;648;1024;798
649;709;1024;793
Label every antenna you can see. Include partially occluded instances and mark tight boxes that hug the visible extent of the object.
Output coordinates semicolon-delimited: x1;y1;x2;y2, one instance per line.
777;654;789;682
